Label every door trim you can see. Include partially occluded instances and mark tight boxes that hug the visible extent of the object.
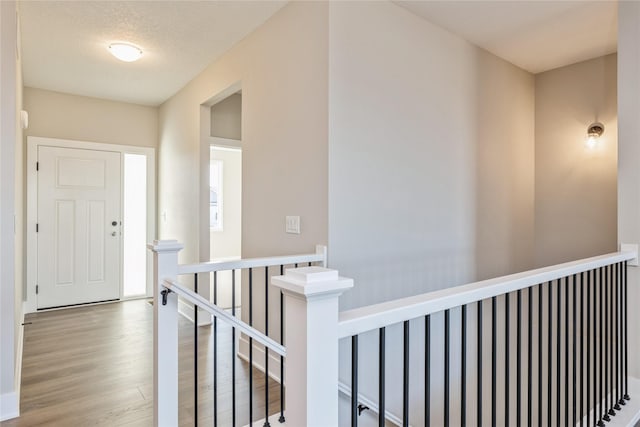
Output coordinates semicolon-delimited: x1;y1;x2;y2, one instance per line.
26;136;156;313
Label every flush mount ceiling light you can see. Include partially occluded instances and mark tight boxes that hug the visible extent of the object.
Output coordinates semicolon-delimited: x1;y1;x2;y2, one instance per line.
586;122;604;148
108;42;143;62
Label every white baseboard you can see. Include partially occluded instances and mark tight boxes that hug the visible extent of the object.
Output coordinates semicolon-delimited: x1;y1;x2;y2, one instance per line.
238;335;283;383
0;391;19;421
178;298;212;326
338;381;403;426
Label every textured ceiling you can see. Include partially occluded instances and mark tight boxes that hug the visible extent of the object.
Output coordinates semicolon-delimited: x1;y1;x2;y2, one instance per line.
18;1;286;106
19;1;618;107
395;0;618;74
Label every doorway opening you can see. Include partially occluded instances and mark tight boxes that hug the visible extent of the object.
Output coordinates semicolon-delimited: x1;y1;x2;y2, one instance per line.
209;91;242;309
199;85;243;314
209;145;242;309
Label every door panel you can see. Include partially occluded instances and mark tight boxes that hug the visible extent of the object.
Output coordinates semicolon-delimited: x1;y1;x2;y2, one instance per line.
37;146;121;309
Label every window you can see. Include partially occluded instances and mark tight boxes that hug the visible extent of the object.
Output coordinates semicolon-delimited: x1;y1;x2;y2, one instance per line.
123;153;147;297
210;159;223;230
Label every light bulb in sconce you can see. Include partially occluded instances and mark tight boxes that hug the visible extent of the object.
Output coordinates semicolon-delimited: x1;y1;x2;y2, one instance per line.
586;122;604;148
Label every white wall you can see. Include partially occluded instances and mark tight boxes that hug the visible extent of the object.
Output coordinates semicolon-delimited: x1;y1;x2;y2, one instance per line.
328;1;535;311
617;1;640;379
23;87;158;148
0;0;21;420
535;54;618;267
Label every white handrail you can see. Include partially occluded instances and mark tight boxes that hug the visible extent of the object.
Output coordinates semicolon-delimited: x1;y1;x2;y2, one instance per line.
338;250;637;339
162;279;286;357
177;245;327;275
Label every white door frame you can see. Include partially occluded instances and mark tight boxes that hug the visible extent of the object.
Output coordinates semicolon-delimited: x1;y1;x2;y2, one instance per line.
26;136;156;313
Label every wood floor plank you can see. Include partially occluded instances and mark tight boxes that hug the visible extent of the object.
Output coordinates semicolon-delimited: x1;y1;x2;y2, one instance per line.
1;300;282;426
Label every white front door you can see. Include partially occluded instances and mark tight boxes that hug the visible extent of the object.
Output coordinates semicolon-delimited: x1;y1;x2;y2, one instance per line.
37;146;122;309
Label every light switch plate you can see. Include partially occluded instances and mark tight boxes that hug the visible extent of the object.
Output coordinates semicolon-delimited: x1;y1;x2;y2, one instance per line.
286;216;300;234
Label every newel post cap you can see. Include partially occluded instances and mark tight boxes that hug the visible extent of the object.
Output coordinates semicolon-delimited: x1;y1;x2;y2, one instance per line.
272;266;353;299
147;239;184;253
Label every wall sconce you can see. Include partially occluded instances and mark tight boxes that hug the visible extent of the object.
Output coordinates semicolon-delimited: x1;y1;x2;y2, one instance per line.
586;122;604;148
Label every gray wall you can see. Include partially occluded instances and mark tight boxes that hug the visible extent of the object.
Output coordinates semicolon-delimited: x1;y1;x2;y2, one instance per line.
618;0;640;379
210;93;241;140
0;0;21;420
535;54;618;267
328;1;535;311
23;87;159;148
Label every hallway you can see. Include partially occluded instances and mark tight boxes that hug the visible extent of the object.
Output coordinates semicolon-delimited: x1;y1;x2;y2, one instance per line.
1;300;280;426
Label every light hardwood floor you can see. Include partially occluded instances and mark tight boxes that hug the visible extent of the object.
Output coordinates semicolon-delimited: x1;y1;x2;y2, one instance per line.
1;300;282;426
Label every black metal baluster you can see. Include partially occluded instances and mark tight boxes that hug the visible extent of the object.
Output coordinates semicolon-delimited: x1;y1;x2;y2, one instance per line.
379;327;386;427
279;264;285;423
528;287;533;427
587;270;592;427
213;271;218;427
517;289;522;427
608;265;616;418
352;335;358;427
462;305;467;427
426;315;431;427
624;261;630;402
445;309;451;427
580;272;584;427
506;293;510;427
589;269;599;426
492;297;497;427
249;268;254;424
548;281;552;427
573;275;577;427
403;320;410;427
565;277;569;427
232;270;237;427
600;266;611;421
618;263;626;408
264;267;270;427
598;267;605;426
194;273;198;427
538;284;542;427
614;263;621;412
557;279;561;427
478;301;483;427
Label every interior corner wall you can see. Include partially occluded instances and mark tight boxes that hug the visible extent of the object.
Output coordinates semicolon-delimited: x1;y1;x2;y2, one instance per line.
14;3;24;388
534;54;618;268
0;0;19;421
23;87;159;148
158;1;328;266
328;1;535;311
617;1;640;379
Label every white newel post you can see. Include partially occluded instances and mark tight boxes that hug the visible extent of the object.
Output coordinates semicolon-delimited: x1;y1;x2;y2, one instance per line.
272;267;353;427
149;240;183;427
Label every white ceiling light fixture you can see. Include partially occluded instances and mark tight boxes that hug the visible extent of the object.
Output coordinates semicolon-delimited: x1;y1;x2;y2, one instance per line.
108;42;143;62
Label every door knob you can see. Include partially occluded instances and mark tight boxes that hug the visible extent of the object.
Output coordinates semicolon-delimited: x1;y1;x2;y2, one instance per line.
111;231;117;237
111;221;118;226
